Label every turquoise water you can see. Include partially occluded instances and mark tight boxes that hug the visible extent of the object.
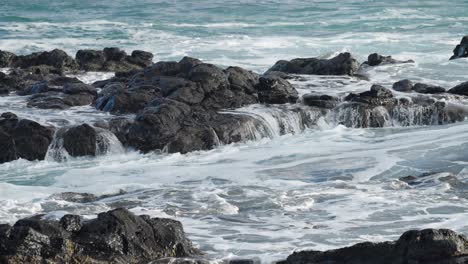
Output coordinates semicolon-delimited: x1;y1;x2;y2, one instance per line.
1;1;468;262
1;0;467;71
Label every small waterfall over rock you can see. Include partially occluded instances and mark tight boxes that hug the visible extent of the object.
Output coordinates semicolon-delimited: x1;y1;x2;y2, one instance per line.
95;127;125;155
224;105;325;139
46;125;124;162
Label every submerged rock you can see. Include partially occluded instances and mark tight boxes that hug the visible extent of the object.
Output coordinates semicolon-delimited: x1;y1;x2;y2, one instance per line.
413;83;446;94
266;52;360;76
365;53;414;67
279;229;468;264
0;208;202;264
0;114;54;163
450;36;468;60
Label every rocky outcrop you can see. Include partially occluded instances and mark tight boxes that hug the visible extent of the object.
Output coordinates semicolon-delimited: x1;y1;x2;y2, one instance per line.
448;81;468;96
62;124;97;156
93;57;297;154
0;113;54;163
256;76;299;104
392;79;413;92
0;208;201;264
365;53;414;67
76;48;153;72
265;52;360;76
24;80;97;110
450;36;468;60
391;80;446;94
279;229;468;264
0;48;154;73
334;85;463;127
302;94;339;109
413;83;446;94
0;49;77;71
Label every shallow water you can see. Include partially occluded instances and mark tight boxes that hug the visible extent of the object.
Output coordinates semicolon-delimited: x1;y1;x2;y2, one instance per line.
1;0;468;263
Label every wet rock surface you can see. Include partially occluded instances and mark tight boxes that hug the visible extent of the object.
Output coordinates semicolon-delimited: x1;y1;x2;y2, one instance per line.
0;113;54;163
448;81;468;96
76;48;154;72
279;229;468;264
365;53;414;67
266;52;360;76
450;36;468;60
0;208;201;264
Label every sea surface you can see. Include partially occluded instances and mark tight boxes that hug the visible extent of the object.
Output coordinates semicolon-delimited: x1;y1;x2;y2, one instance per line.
1;0;468;262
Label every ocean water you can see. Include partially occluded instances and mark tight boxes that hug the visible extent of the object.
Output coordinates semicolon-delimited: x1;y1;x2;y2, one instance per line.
1;0;468;262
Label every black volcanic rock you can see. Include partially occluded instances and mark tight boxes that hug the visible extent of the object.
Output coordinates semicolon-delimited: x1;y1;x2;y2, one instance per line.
302;94;339;109
0;49;78;71
62;124;97;157
0;208;201;263
413;83;446;94
256;76;299;104
448;81;468;96
450;36;468;60
365;53;414;67
279;229;468;264
266;52;360;76
76;47;154;72
392;79;413;92
0;115;54;163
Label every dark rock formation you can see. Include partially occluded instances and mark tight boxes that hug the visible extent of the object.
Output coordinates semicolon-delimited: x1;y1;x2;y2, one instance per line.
413;83;446;94
336;85;462;128
0;49;77;71
92;57;297;154
365;53;414;67
76;48;153;72
0;208;201;264
279;229;468;264
0;114;54;163
62;124;97;157
392;79;413;92
450;36;468;60
95;82;160;114
19;77;97;110
266;52;360;76
256;76;299;104
448;81;468;96
302;94;339;109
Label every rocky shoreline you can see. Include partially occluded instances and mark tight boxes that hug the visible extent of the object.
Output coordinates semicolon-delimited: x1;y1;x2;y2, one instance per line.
1;40;468;163
1;37;468;262
2;207;468;264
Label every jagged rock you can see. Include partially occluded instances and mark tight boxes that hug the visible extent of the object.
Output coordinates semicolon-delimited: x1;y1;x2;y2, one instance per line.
279;229;468;264
365;53;414;67
0;115;54;163
392;79;413;92
62;124;97;157
345;85;394;105
450;36;468;60
95;83;161;113
413;83;446;94
256;76;298;104
0;50;16;67
0;208;201;263
448;81;468;96
76;48;153;72
4;49;78;71
266;52;360;76
302;94;339;109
